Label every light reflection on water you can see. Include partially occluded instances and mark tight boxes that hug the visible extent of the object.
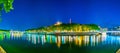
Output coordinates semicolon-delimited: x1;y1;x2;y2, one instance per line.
1;33;120;48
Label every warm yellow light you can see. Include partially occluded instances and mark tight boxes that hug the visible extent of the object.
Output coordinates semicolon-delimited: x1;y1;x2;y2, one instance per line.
54;21;62;26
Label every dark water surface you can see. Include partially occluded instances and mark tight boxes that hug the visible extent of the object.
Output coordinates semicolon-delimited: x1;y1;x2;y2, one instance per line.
0;33;120;53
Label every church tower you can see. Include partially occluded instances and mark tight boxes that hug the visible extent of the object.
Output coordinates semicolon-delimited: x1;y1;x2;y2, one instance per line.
69;18;72;24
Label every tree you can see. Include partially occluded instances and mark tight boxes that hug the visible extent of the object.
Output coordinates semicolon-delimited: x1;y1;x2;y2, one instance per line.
0;0;14;15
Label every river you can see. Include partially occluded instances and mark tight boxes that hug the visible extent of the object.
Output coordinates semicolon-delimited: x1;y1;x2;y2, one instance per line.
0;32;120;53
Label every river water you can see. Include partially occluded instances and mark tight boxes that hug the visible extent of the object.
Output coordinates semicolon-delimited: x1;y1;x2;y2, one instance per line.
0;33;120;53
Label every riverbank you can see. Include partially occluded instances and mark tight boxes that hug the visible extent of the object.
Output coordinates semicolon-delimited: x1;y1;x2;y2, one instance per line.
25;32;102;36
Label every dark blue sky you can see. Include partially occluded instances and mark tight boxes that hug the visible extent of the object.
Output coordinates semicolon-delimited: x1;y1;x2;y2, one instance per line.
1;0;120;30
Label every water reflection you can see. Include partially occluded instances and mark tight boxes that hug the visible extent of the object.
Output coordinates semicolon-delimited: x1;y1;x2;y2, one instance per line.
25;34;108;47
1;32;120;48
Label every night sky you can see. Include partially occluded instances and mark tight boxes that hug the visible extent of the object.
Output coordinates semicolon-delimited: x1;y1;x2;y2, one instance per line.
0;0;120;30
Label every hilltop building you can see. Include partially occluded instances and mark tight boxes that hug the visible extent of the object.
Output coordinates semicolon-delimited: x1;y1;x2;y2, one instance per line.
54;21;62;26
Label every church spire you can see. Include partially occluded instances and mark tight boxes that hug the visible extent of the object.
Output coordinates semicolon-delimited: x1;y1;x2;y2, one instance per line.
69;18;72;24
